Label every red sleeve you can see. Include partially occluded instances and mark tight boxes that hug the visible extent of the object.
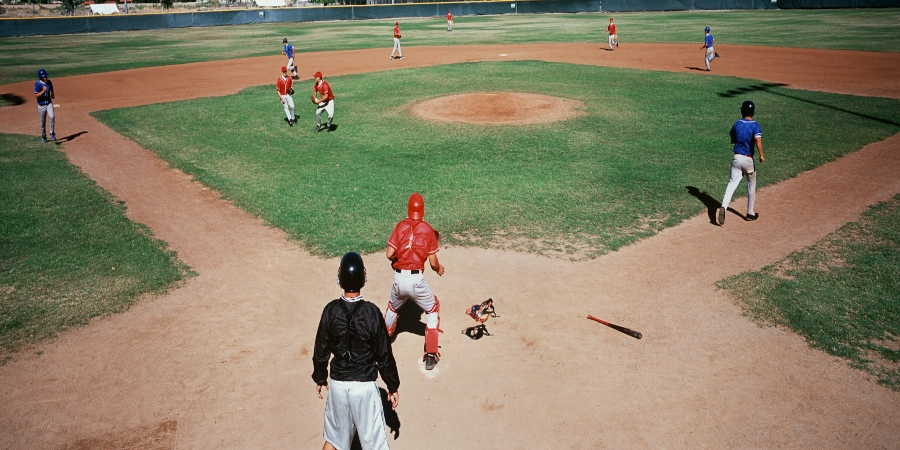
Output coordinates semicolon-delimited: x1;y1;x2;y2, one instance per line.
387;221;403;249
423;221;439;255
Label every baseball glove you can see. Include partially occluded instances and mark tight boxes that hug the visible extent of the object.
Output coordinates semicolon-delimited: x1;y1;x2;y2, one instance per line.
288;87;294;95
310;95;318;105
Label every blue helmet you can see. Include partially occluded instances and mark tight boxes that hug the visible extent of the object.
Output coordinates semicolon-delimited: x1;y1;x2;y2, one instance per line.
705;26;710;33
38;68;48;79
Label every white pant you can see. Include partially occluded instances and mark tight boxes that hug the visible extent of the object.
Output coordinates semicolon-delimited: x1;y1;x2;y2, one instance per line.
38;102;55;137
391;38;402;57
323;379;390;450
447;19;452;31
705;47;716;69
287;57;295;73
384;272;438;335
280;94;295;120
721;154;757;215
316;99;334;126
608;34;617;49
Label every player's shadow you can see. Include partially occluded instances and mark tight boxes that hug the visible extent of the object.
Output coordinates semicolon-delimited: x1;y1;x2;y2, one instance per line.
392;300;426;339
685;186;720;224
0;93;25;106
59;131;87;142
718;82;900;127
346;388;401;449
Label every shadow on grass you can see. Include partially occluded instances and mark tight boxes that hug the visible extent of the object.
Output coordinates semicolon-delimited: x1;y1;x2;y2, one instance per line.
718;82;900;127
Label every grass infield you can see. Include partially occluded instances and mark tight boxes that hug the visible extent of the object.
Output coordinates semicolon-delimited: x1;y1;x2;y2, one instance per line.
719;195;900;391
2;9;900;84
92;61;900;259
0;134;194;362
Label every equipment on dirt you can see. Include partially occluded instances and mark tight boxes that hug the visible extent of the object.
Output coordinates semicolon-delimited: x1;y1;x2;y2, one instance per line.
741;100;755;117
587;315;642;339
337;252;366;292
408;193;424;220
466;298;497;323
462;299;498;339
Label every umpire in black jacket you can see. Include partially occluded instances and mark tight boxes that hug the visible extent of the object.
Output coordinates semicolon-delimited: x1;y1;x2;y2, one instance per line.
313;252;400;450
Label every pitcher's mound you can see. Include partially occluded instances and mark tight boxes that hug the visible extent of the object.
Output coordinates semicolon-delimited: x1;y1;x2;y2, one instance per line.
411;92;585;125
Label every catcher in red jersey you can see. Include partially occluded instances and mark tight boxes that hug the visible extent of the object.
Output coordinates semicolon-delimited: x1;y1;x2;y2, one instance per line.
383;193;445;370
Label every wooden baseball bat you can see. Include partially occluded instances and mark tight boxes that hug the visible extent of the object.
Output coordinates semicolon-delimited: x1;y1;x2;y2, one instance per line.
587;315;642;339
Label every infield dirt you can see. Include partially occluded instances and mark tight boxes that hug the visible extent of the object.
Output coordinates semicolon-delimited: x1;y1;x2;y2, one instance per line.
0;43;899;449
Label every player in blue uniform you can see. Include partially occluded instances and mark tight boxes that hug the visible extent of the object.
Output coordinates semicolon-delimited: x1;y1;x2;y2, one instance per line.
717;100;765;226
34;68;56;143
282;38;298;78
701;26;720;71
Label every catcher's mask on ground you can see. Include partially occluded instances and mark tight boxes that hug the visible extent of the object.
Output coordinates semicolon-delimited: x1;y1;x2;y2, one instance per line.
337;252;366;292
407;193;424;220
741;100;756;117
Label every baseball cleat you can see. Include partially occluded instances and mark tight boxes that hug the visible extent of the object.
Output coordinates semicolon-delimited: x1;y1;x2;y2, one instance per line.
717;207;726;225
390;56;394;60
424;353;439;370
50;134;57;141
399;56;404;59
715;52;721;58
41;136;47;143
746;213;759;221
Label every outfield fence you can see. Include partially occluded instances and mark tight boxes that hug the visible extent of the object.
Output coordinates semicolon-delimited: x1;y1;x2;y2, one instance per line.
0;0;896;37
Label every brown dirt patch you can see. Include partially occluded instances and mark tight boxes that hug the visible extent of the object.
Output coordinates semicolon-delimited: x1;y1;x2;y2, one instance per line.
411;92;584;125
0;43;899;449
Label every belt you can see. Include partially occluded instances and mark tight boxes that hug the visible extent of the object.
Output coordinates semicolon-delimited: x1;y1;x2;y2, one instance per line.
394;268;421;274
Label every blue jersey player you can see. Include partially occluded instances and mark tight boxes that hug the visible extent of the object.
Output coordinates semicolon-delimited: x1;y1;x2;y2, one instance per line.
282;37;297;78
34;68;56;143
717;100;765;226
701;26;720;71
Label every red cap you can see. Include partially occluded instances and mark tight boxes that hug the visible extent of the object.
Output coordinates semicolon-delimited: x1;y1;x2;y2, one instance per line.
314;71;323;79
395;21;399;25
407;193;424;220
281;66;287;72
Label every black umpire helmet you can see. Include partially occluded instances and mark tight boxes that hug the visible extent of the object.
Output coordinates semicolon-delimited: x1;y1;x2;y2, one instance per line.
741;100;756;117
337;252;366;292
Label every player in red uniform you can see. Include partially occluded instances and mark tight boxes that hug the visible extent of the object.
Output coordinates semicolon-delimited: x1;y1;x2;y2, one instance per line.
311;71;334;133
383;193;445;370
390;21;403;60
446;10;453;32
275;66;295;127
607;17;618;50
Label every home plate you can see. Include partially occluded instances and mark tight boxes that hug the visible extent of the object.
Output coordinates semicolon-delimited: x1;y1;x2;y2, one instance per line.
417;359;448;378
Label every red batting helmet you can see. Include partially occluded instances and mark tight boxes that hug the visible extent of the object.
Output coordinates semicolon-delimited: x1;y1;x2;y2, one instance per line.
407;193;424;220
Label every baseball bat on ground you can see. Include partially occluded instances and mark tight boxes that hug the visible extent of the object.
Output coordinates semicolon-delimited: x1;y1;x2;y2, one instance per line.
587;315;642;339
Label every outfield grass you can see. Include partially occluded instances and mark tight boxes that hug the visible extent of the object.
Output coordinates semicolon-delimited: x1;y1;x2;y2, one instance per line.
92;61;900;259
0;134;194;362
1;9;899;84
719;195;900;391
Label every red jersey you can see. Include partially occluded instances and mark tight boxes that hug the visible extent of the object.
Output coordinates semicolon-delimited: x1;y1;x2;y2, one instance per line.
394;25;401;38
608;23;616;35
447;12;452;21
276;75;293;95
314;79;334;102
388;218;439;271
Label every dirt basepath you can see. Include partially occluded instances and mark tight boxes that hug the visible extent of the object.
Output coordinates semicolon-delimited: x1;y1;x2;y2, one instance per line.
1;43;899;449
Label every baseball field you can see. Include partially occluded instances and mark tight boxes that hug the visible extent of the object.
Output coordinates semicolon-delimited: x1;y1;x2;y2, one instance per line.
1;9;899;449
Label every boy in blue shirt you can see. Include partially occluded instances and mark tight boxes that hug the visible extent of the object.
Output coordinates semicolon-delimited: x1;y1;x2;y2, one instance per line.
718;100;765;225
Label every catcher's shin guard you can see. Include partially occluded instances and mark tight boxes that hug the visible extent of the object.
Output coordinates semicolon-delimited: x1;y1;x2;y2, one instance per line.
384;302;399;337
424;296;441;354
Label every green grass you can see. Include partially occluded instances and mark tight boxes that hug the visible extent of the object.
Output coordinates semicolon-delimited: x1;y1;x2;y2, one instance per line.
0;134;194;362
92;61;900;259
718;195;900;391
2;9;899;84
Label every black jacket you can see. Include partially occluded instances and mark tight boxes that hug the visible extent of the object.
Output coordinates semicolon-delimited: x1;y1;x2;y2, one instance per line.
312;297;400;393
